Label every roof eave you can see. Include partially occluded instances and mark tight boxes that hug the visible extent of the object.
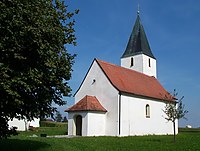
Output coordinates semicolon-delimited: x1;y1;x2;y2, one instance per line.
120;90;175;102
66;109;107;113
121;52;156;59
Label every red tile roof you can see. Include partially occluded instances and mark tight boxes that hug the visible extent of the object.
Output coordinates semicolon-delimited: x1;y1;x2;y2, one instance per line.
96;59;175;101
65;95;107;112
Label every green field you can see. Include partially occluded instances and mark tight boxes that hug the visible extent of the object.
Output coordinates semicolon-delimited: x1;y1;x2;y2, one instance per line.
1;127;200;151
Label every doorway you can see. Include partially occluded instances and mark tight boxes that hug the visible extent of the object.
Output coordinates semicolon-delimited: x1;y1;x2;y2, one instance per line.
75;115;82;136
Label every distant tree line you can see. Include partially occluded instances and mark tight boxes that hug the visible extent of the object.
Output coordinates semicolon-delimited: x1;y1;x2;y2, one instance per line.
41;111;68;123
55;111;68;122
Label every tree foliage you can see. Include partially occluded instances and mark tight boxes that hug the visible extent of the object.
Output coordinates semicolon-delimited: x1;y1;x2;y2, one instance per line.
164;97;188;122
55;111;62;122
0;0;78;138
163;89;188;142
62;116;68;122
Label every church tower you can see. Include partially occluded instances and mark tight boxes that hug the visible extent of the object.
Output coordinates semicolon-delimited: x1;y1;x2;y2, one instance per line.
121;11;157;78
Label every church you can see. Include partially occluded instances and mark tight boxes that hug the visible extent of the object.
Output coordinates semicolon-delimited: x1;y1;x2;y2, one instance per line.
65;11;178;136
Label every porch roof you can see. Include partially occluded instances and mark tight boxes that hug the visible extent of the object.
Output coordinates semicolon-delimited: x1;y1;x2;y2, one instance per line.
65;95;107;112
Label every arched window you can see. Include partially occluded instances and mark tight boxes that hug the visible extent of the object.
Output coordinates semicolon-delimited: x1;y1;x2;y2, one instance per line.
148;58;151;67
146;104;150;118
130;57;134;67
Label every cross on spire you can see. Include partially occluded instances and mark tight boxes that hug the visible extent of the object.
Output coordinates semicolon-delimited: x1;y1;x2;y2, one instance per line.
137;3;140;15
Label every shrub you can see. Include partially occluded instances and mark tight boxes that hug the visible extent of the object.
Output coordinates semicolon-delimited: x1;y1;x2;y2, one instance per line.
40;121;67;128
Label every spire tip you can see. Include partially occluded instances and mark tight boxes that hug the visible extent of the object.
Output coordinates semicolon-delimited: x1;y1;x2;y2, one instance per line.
137;4;140;15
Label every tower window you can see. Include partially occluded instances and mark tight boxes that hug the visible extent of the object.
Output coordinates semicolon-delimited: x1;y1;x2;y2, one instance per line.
148;58;151;67
145;104;150;118
130;57;134;67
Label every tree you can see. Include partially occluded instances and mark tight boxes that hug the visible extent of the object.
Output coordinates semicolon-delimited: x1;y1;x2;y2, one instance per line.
163;90;188;142
0;0;78;138
62;116;68;122
55;111;62;122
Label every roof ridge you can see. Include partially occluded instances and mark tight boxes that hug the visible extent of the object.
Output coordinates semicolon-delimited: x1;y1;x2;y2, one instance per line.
95;59;174;101
65;95;107;112
85;95;94;110
96;58;156;79
85;95;88;110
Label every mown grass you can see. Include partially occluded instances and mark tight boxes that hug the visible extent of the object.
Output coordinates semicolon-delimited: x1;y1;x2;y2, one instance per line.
1;128;200;151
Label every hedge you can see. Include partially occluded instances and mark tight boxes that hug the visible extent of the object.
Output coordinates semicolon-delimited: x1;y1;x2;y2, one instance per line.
40;121;67;128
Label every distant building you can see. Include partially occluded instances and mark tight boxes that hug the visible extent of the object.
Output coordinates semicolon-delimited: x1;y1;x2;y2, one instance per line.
65;11;177;136
8;118;40;131
186;125;192;128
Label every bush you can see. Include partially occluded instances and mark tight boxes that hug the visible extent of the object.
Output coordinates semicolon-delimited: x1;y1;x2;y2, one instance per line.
40;121;67;128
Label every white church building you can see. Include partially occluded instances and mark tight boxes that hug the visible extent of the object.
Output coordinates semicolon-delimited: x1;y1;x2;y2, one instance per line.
8;118;40;131
65;12;177;136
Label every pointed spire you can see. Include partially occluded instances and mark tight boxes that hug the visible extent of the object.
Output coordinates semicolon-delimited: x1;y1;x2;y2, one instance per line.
121;10;155;59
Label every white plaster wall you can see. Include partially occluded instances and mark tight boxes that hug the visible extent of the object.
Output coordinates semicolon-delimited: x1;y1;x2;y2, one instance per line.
87;112;105;136
121;55;143;72
8;118;27;131
68;112;88;136
68;111;105;136
8;118;40;131
121;54;157;78
120;94;178;136
143;55;157;78
75;60;119;136
29;118;40;127
67;115;73;135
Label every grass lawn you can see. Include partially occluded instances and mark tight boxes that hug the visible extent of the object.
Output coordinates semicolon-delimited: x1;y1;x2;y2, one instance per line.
0;128;200;151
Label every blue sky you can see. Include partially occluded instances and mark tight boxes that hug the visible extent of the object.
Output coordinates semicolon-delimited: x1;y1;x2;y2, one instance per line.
58;0;200;128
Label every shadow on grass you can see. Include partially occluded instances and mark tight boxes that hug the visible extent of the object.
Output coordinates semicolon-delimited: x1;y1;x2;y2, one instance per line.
0;139;50;151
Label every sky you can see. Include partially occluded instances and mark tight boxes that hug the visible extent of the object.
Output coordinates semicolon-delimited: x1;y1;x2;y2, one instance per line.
58;0;200;128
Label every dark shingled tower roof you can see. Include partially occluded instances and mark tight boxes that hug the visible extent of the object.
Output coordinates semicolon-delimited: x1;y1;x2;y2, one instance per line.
121;12;155;59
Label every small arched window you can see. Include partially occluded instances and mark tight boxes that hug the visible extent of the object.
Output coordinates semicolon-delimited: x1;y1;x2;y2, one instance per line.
148;58;151;67
146;104;150;118
130;57;134;67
